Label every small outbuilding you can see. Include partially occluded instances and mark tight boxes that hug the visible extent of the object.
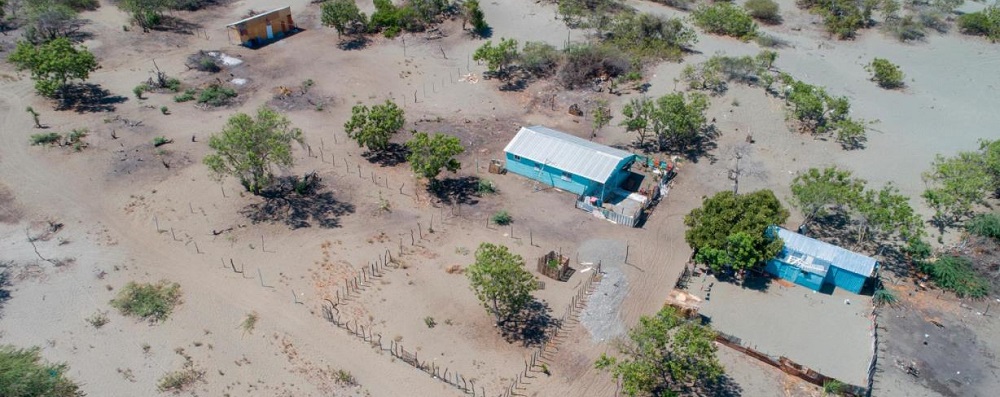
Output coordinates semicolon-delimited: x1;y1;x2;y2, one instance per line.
503;126;636;202
765;226;877;294
226;7;296;48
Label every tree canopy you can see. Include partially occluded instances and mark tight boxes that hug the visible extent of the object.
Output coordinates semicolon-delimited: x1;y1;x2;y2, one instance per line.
790;166;865;229
0;345;84;397
466;243;537;326
473;38;519;78
344;100;405;152
462;0;489;36
684;190;789;272
595;306;724;397
922;150;994;227
9;37;97;98
405;132;464;180
620;92;709;152
203;106;304;195
321;0;368;38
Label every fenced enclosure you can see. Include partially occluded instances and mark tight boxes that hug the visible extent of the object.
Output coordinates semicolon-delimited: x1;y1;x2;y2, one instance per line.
574;198;640;227
536;251;571;281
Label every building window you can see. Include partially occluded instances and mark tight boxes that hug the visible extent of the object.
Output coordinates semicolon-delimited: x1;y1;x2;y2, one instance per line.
513;155;521;161
533;163;541;171
561;172;572;181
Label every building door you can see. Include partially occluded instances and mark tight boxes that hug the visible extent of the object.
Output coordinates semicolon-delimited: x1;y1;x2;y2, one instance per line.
266;24;274;39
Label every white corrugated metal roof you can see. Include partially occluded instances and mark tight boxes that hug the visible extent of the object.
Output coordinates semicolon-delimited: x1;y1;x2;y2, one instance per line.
774;227;877;277
503;126;634;182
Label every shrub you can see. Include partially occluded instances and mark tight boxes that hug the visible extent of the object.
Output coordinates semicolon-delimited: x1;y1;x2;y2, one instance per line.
110;281;182;322
865;58;904;89
558;43;632;89
607;12;696;59
157;367;202;392
334;369;357;386
904;239;932;260
152;136;171;147
967;213;1000;240
873;288;898;307
30;132;62;146
492;210;512;225
133;84;146;99
160;106;169;115
519;41;561;77
744;0;781;24
476;179;497;194
691;3;759;40
424;316;436;328
754;32;789;47
165;78;182;92
86;311;110;328
0;345;83;397
241;312;259;334
174;88;196;102
197;84;237;106
919;256;990;298
883;15;927;42
957;6;1000;41
651;0;695;11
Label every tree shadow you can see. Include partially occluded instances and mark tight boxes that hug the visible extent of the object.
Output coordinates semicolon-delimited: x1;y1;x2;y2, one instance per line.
362;143;409;167
240;176;355;229
151;16;202;35
501;300;559;347
428;175;481;205
337;36;371;50
703;373;744;397
739;273;773;292
57;83;127;113
0;266;10;318
677;125;720;164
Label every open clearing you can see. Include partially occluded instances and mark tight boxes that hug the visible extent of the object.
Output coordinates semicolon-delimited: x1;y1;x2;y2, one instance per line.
1;0;999;396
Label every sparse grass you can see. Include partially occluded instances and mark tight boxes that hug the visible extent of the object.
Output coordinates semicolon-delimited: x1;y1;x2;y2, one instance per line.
241;312;258;335
334;369;357;386
174;89;196;102
873;288;898;307
30;132;62;146
424;316;436;328
86;310;110;328
110;281;182;322
967;213;1000;240
153;136;172;147
492;210;512;226
455;246;470;255
919;256;990;298
822;379;844;395
157;365;203;392
476;179;496;195
197;84;237;107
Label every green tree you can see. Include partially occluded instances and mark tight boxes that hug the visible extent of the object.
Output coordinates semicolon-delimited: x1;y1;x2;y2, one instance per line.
957;4;1000;42
854;183;923;244
0;345;84;397
21;0;83;44
922;151;993;227
203;106;304;195
462;0;489;36
653;91;709;152
344;100;405;152
466;243;537;326
595;306;724;396
473;38;519;78
405;132;464;181
980;139;1000;192
691;2;759;41
8;37;97;99
620;96;655;147
591;99;612;138
790;166;865;229
321;0;368;38
865;58;904;89
685;190;789;272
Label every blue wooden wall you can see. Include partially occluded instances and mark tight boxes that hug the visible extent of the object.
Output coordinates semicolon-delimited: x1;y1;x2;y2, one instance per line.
504;153;600;197
765;260;868;294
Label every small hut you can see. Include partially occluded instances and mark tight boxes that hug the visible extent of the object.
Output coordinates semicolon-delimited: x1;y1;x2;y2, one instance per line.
226;7;296;48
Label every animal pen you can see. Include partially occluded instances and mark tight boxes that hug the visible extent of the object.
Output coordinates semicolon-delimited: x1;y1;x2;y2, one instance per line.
536;251;571;281
226;7;296;48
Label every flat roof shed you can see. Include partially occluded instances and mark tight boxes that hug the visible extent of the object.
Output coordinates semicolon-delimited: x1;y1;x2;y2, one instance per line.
226;7;295;48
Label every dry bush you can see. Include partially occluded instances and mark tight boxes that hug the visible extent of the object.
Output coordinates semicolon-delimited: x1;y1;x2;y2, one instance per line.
558;44;632;89
445;264;464;274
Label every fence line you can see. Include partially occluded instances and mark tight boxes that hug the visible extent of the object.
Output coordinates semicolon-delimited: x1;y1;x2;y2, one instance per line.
499;260;605;397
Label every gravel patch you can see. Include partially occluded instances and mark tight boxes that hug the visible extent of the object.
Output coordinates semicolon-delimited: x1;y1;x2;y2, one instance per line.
578;239;628;342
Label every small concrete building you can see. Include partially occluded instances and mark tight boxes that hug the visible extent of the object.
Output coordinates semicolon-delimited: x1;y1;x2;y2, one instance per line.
226;7;295;48
765;226;877;294
503;126;636;202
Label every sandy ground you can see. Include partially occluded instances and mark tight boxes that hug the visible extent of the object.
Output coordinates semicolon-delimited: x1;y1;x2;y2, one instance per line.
0;0;998;396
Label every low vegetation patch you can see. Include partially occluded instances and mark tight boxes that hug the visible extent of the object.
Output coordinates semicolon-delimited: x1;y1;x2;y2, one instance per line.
967;213;1000;240
174;89;196;102
30;129;89;151
157;364;203;392
691;2;759;40
919;255;990;298
492;210;512;226
745;0;782;25
797;0;876;39
0;345;83;397
865;58;905;89
197;84;237;107
957;5;1000;42
86;310;110;328
241;311;259;334
110;281;182;322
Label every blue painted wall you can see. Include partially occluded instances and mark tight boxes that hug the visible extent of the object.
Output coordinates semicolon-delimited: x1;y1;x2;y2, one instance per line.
765;259;869;294
504;153;635;201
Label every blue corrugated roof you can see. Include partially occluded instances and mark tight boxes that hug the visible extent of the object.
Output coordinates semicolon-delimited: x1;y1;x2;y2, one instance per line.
503;126;634;183
773;227;877;277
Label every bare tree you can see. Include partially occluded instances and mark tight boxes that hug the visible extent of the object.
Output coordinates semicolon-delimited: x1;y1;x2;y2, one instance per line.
726;141;766;195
